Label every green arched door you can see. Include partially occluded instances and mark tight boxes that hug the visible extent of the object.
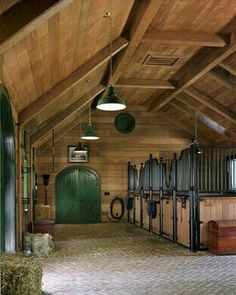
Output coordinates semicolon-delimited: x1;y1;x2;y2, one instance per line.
56;166;101;224
0;83;16;252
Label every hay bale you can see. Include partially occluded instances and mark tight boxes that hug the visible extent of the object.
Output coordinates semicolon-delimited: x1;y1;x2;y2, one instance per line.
24;233;54;256
1;253;42;295
35;204;53;220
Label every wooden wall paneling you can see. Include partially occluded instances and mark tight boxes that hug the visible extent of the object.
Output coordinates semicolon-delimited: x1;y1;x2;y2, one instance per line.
135;195;140;226
163;198;173;238
177;198;189;247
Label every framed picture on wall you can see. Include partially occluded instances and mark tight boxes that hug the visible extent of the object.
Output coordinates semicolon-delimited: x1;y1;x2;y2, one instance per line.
68;145;89;163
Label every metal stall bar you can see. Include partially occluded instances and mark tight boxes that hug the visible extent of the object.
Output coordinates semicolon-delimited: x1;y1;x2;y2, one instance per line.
140;163;144;228
159;157;164;238
172;153;177;244
149;154;153;233
127;162;131;223
133;165;136;225
189;143;198;252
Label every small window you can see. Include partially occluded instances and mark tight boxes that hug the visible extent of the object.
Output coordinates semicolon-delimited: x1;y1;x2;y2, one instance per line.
228;158;236;190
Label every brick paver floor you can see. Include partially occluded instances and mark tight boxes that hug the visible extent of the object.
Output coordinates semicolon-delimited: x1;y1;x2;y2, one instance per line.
42;223;236;295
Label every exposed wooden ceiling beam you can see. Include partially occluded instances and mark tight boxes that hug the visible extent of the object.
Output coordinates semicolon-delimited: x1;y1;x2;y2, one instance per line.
172;99;233;139
30;84;105;146
18;37;128;125
0;0;72;54
149;30;236;111
111;0;161;83
177;96;236;138
184;86;236;125
157;110;192;136
116;78;175;89
208;66;236;91
36;109;88;153
142;30;227;47
219;61;236;76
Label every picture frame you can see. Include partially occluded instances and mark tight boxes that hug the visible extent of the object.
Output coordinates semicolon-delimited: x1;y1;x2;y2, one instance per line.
68;145;89;163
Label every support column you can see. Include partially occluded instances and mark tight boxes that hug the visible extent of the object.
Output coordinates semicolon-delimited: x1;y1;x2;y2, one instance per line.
159;157;164;238
148;154;153;233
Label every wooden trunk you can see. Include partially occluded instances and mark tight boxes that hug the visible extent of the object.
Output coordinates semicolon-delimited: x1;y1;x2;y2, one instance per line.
208;220;236;255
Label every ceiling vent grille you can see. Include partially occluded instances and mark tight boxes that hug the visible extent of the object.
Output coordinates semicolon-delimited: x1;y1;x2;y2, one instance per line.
142;54;179;66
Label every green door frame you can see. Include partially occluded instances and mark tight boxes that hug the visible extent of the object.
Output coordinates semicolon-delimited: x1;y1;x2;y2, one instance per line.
55;166;101;224
0;83;16;252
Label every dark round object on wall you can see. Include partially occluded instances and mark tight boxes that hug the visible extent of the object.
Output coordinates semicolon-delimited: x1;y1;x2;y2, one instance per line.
114;112;135;134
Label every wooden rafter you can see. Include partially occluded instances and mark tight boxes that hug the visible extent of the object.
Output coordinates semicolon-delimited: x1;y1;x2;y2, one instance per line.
184;87;236;126
116;78;175;89
142;30;227;47
36;108;88;153
208;67;236;92
220;61;236;76
30;84;105;146
149;30;236;111
177;96;236;138
18;37;128;125
172;99;233;139
0;0;72;54
111;0;161;83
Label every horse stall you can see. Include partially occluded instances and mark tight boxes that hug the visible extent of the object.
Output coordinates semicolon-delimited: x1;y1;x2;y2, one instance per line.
126;145;236;252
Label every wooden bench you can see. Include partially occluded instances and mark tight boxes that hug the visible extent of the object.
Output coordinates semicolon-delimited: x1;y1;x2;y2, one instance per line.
208;220;236;255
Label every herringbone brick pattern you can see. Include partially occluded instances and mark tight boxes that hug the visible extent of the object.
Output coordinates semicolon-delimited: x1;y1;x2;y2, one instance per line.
42;223;236;295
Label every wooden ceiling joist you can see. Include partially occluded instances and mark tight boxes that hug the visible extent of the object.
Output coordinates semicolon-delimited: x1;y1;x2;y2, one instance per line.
220;61;236;76
172;99;232;139
116;78;175;89
18;37;128;125
184;87;236;126
30;84;105;146
0;0;72;54
111;0;161;83
208;67;236;92
149;30;236;111
142;30;227;47
37;109;88;153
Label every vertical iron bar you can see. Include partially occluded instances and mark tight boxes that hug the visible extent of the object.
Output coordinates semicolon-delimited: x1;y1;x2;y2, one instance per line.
159;157;164;238
140;163;144;228
127;162;131;223
149;154;153;233
172;153;177;243
133;165;136;224
189;143;197;252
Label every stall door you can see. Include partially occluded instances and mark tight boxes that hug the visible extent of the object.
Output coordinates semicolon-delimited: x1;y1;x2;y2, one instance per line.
56;167;100;224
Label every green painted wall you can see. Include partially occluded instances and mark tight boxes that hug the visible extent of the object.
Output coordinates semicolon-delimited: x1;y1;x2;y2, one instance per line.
56;166;101;224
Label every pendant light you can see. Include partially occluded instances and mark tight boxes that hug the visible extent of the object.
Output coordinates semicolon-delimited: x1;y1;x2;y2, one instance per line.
81;81;99;140
97;11;126;111
74;113;86;153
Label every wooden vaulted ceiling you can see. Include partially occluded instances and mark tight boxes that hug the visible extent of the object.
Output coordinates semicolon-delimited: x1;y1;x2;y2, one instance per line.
1;0;236;151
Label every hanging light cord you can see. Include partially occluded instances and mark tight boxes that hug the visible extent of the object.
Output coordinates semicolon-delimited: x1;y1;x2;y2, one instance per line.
52;128;55;172
87;79;91;124
104;11;113;83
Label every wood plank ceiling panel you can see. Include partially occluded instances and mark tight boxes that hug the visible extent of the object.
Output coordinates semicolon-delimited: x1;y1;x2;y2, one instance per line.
0;0;21;14
149;0;236;33
119;42;201;81
1;0;134;113
193;74;236;111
